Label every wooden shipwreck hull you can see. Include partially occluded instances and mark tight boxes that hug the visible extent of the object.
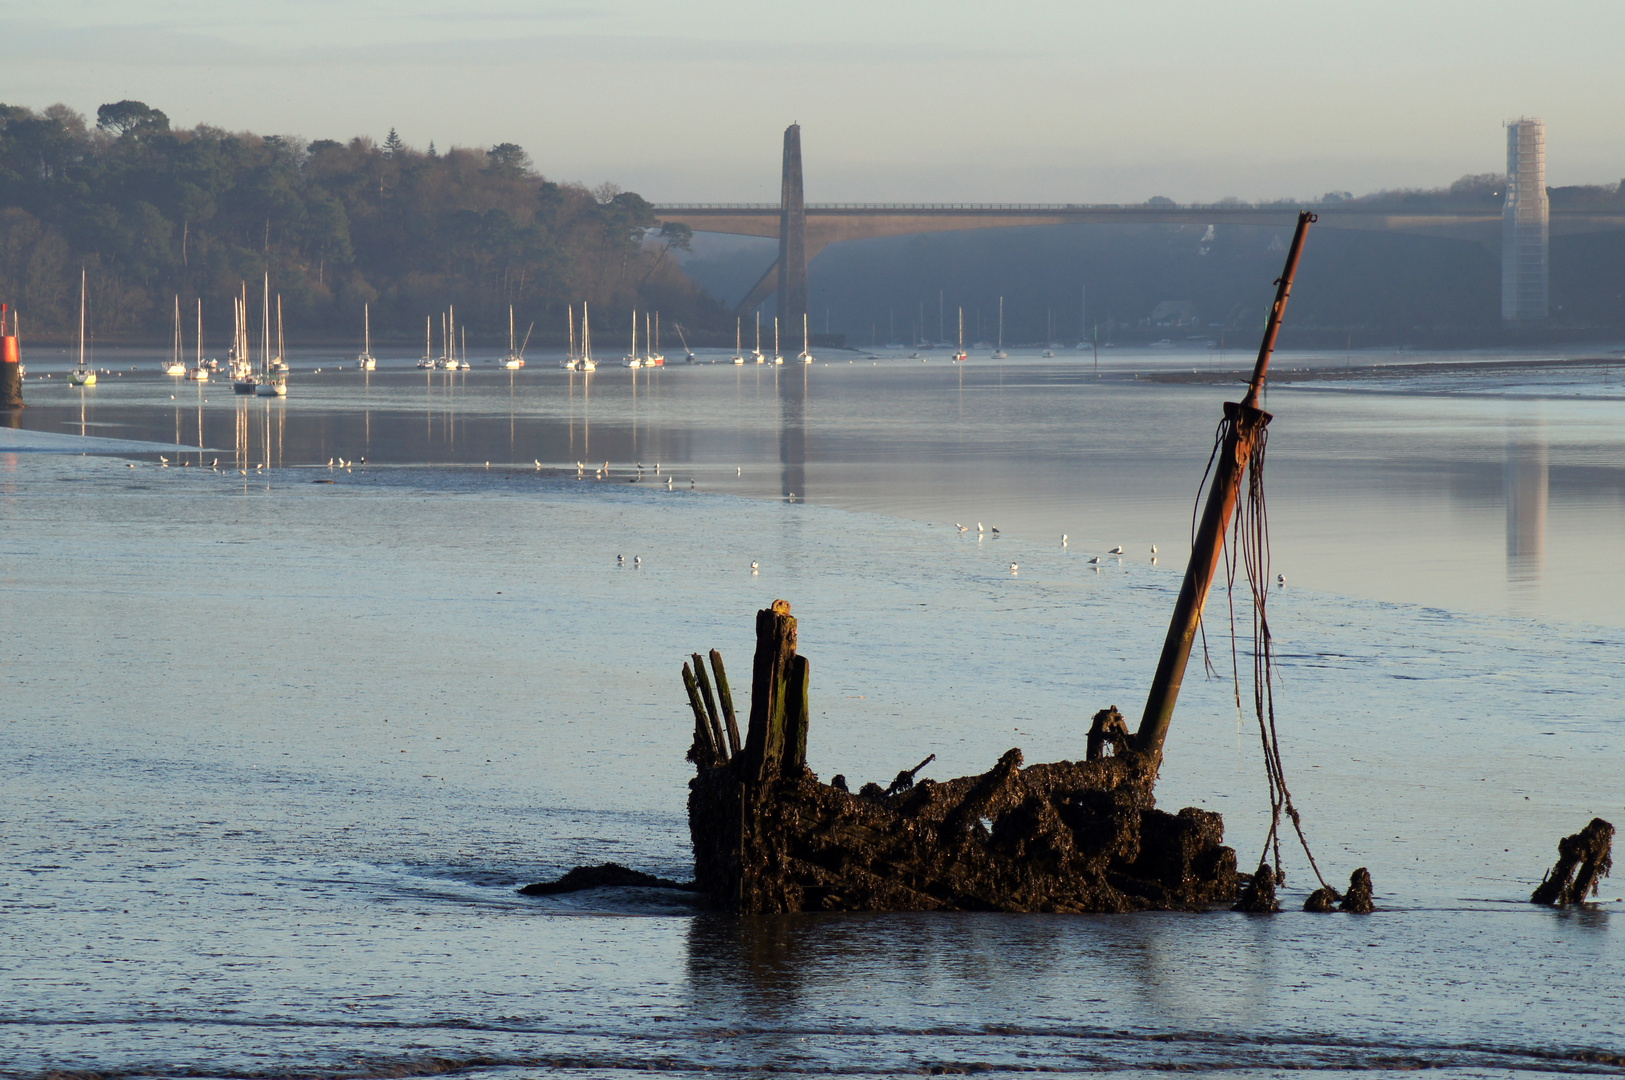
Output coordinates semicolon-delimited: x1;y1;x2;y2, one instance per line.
683;603;1237;914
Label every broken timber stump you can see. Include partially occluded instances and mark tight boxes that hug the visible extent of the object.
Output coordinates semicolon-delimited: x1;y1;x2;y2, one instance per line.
685;600;1240;914
1531;817;1614;906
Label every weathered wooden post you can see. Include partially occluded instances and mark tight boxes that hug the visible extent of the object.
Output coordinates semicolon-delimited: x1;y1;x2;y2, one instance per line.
1136;211;1315;765
743;599;798;785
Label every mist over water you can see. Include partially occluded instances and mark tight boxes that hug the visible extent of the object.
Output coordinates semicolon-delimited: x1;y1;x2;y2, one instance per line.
2;347;1621;1077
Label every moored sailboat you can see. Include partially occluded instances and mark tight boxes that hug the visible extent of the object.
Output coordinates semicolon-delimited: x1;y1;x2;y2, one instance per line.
255;277;287;397
162;296;187;376
797;312;813;364
188;299;210;381
356;303;377;370
69;268;95;387
501;305;525;368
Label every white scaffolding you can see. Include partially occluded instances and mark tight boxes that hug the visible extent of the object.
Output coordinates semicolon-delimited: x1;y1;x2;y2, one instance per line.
1502;118;1549;322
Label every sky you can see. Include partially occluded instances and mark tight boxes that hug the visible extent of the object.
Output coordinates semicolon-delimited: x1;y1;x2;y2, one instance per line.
7;0;1624;204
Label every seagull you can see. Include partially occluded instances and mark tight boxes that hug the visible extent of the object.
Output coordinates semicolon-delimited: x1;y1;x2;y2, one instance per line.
617;554;624;565
956;523;968;533
1088;556;1101;565
990;527;1000;537
1108;546;1123;555
126;463;135;468
327;457;335;468
1009;563;1019;572
159;456;168;464
1062;534;1068;545
737;466;742;476
1150;544;1158;554
750;560;759;572
690;477;695;488
633;555;641;566
977;522;984;533
1277;573;1286;587
534;459;542;470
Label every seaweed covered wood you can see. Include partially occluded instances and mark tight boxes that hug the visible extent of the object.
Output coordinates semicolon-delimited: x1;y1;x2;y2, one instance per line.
685;601;1239;914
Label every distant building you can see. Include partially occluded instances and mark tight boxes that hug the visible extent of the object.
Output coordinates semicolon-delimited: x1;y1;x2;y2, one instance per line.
1502;118;1549;322
1150;300;1199;328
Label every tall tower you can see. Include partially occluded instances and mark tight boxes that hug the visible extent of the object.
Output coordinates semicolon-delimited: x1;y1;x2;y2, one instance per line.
1502;118;1549;322
776;124;808;335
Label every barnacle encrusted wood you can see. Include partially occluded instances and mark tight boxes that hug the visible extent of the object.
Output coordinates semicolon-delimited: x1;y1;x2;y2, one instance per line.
684;601;1238;914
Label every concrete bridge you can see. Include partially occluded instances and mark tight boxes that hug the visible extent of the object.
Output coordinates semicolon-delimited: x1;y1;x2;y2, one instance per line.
655;125;1625;325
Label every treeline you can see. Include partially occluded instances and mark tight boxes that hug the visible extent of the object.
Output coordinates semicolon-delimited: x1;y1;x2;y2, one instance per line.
0;100;723;342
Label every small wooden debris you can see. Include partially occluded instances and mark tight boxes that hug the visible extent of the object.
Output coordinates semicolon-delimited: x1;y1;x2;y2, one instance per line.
1234;861;1281;913
1531;818;1614;906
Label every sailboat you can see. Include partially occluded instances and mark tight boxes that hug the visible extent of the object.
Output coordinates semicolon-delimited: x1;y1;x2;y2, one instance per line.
579;303;596;371
501;305;525;368
675;322;696;363
562;305;578;369
163;296;187;375
69;268;95;386
753;312;765;364
732;317;745;364
457;324;471;370
952;308;968;362
356;304;377;370
418;316;435;369
255;278;288;397
625;310;643;368
647;312;664;367
772;316;783;364
992;296;1008;359
232;292;257;394
797;312;814;364
188;299;210;381
268;294;289;375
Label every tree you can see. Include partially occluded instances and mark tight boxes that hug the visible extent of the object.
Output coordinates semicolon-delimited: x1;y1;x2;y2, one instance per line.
95;100;169;138
383;128;404;158
487;142;531;179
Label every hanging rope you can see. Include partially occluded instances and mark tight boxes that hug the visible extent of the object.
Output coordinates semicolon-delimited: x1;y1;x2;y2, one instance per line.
1221;429;1332;894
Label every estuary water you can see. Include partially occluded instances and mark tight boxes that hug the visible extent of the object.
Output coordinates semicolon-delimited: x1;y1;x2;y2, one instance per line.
1;347;1622;1077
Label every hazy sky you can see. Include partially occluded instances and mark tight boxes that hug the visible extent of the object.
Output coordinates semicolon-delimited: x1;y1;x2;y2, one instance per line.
9;0;1623;203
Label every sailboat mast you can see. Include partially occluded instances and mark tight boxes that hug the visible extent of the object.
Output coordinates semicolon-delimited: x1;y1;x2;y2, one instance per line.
509;304;515;354
277;294;284;366
998;296;1004;350
197;298;203;368
365;303;371;356
568;304;575;360
78;268;85;369
261;275;270;377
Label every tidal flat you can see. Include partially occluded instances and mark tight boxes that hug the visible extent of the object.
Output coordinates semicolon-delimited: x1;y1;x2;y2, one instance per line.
1;348;1620;1077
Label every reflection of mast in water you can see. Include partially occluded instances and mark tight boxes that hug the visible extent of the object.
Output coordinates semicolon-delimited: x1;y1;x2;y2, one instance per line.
234;396;249;474
1505;424;1548;586
778;364;807;501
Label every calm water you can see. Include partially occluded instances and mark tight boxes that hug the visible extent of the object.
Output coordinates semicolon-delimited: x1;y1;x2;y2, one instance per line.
2;348;1621;1077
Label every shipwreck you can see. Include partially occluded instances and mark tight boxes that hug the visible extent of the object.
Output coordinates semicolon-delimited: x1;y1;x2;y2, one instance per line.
677;211;1345;915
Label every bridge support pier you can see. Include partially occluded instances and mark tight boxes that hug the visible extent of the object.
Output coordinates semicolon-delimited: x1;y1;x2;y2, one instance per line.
775;124;807;336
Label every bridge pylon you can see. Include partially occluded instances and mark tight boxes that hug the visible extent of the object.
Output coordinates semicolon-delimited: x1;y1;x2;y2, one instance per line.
775;124;808;335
